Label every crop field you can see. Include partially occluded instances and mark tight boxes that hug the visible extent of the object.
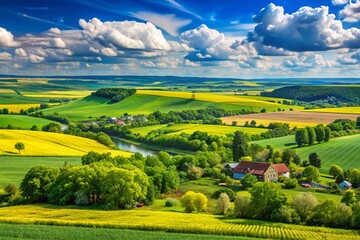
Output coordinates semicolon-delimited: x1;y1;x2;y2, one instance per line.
0;104;41;113
0;156;80;187
222;111;360;128
0;115;54;129
131;124;268;136
306;107;360;114
23;90;93;99
0;223;257;240
0;130;131;157
42;90;303;121
253;134;360;172
0;205;358;240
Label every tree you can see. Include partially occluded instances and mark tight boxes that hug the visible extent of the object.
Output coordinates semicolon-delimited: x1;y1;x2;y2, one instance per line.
315;125;325;143
2;108;9;114
302;166;320;182
14;142;25;154
181;191;208;213
341;190;357;206
324;127;331;142
249;182;288;220
306;127;316;145
232;131;248;162
308;200;338;226
295;129;308;147
352;202;360;228
42;122;61;132
233;194;250;218
240;174;258;190
281;149;300;166
357;116;360;129
20;166;59;203
30;125;39;131
348;168;360;188
215;193;230;215
329;165;344;178
4;184;18;196
308;153;321;168
292;192;318;222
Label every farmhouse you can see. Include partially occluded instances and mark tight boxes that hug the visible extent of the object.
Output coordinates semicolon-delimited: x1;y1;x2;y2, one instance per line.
224;163;238;170
340;181;352;189
232;161;290;182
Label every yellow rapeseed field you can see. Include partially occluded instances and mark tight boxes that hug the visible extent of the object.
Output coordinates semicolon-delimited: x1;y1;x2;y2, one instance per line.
306;107;360;114
0;104;40;113
23;90;93;98
0;130;131;157
0;204;358;240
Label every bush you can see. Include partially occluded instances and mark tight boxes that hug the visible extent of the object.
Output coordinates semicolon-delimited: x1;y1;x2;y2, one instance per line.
4;184;18;196
283;178;298;189
165;198;178;207
212;189;235;201
74;191;89;206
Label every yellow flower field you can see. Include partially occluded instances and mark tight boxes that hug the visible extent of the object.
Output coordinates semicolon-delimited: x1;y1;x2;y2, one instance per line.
0;130;131;157
0;104;41;113
0;204;358;240
306;107;360;114
23;90;93;98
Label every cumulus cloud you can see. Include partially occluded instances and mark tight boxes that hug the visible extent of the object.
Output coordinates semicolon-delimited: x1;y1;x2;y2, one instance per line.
29;54;45;63
101;47;117;57
0;52;12;61
332;0;349;5
50;38;66;48
79;18;171;51
337;50;360;64
15;48;27;57
48;28;62;35
249;3;360;52
283;52;334;70
340;1;360;22
131;12;191;36
0;27;18;47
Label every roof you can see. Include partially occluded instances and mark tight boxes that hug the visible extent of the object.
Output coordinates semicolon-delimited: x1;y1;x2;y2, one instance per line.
341;181;352;186
272;164;290;174
225;163;238;168
233;161;271;176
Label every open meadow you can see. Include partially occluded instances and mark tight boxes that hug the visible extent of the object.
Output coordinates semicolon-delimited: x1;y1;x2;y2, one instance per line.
253;134;360;172
0;204;358;240
0;130;131;157
0;115;54;129
131;124;268;136
221;111;360;128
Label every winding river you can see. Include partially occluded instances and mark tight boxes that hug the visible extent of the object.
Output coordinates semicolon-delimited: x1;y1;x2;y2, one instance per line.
112;138;158;156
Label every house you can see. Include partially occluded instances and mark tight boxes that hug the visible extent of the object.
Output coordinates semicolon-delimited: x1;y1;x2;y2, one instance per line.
340;181;352;189
115;120;125;125
224;163;238;171
232;161;290;182
107;117;117;123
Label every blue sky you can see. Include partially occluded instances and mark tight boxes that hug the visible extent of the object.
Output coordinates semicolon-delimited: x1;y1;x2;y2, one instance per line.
0;0;359;78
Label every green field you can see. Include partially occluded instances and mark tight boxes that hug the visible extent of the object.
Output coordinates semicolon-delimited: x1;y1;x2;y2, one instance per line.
131;124;268;136
253;134;360;172
0;223;258;240
0;115;54;129
0;156;80;187
42;90;303;121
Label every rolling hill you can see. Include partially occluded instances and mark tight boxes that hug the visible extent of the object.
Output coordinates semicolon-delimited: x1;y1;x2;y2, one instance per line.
0;115;55;129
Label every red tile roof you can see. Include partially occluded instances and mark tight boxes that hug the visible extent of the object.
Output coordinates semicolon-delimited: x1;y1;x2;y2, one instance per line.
233;161;271;176
272;164;290;174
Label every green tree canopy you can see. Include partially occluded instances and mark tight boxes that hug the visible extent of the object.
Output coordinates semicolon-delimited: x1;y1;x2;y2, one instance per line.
232;131;248;162
14;142;25;154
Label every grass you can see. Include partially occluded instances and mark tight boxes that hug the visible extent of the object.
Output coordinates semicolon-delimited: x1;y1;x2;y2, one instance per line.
0;204;358;240
253;134;360;173
131;124;268;136
0;223;259;240
0;156;80;187
0;130;132;157
307;107;360;114
0;115;54;129
42;90;302;121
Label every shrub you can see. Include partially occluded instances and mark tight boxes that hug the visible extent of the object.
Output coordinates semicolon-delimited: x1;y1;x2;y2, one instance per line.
4;184;18;196
283;178;298;189
215;193;231;215
165;198;178;207
212;189;235;201
74;191;89;206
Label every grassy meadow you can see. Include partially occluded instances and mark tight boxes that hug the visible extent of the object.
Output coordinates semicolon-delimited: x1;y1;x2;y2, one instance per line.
0;130;131;157
0;156;80;187
131;124;268;136
0;204;358;240
253;134;360;172
0;115;54;129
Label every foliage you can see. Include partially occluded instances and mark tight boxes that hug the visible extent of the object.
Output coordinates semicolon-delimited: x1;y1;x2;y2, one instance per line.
20;166;59;203
341;190;357;206
14;142;25;154
232;131;248;162
302;166;320;182
306;127;316;145
212;189;235;201
240;174;258;190
295;128;308;147
215;193;230;215
42;122;61;132
347;168;360;188
91;88;136;103
283;178;298;189
4;184;18;196
309;152;321;168
233;194;251;218
329;165;344;178
181;191;208;213
165;198;178;207
292;192;318;222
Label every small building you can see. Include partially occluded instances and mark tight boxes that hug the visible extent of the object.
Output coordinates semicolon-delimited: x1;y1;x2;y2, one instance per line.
232;161;290;182
107;117;117;123
340;181;352;190
224;163;238;171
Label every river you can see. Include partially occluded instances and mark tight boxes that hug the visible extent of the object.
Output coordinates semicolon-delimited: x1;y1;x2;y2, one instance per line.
112;138;158;156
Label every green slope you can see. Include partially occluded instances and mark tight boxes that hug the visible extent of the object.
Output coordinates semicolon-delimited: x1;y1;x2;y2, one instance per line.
253;134;360;173
0;115;55;129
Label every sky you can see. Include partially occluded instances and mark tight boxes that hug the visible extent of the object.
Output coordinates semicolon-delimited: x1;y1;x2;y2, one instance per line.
0;0;359;78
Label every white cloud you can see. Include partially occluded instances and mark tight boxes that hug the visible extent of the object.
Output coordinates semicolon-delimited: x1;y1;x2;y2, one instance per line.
283;52;334;70
131;12;191;36
249;3;360;52
15;48;27;57
332;0;349;5
50;38;66;48
48;28;62;35
0;27;18;47
0;52;12;61
79;18;171;50
101;47;117;56
340;1;360;22
29;54;45;63
337;50;360;64
112;64;121;71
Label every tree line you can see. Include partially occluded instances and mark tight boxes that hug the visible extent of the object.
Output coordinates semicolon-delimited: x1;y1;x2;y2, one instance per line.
91;88;136;103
